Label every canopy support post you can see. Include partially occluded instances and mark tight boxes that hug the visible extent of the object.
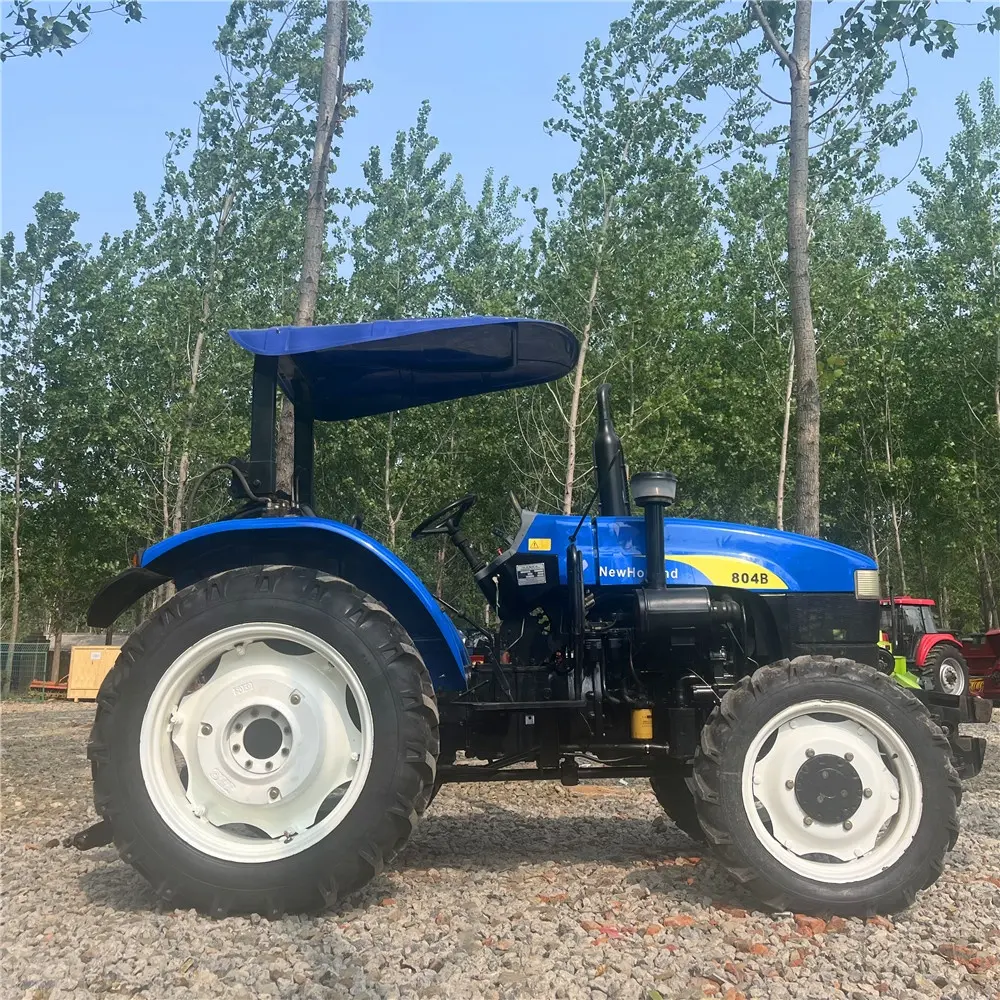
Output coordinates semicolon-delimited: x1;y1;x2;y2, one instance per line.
247;354;277;496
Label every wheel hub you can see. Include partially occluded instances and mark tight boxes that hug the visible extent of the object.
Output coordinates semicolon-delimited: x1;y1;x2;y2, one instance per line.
186;669;328;809
938;660;963;694
793;753;863;824
228;707;291;773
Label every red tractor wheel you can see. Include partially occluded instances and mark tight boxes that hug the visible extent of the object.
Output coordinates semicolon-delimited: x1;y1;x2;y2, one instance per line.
921;644;970;696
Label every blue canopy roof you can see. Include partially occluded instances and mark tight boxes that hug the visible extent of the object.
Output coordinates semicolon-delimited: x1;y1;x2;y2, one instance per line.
229;317;579;421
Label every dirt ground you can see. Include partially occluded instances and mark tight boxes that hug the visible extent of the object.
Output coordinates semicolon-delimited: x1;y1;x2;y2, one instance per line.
2;700;999;1000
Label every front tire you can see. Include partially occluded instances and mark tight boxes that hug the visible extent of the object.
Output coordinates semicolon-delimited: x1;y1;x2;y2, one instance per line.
691;656;960;915
87;566;439;916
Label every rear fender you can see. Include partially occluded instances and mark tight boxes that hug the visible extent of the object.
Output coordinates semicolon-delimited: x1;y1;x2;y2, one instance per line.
914;633;962;667
87;517;469;691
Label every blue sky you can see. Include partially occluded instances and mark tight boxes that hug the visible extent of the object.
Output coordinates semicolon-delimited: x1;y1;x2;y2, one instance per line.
3;1;998;249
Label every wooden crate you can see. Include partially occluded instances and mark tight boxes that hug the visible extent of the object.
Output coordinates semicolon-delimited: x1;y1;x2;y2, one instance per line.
66;646;120;702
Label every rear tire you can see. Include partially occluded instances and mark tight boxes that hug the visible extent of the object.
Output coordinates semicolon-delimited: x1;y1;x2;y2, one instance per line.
87;566;439;916
920;644;969;696
649;761;705;844
691;656;960;915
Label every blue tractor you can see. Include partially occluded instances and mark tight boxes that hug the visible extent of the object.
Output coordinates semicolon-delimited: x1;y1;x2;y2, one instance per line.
80;317;990;916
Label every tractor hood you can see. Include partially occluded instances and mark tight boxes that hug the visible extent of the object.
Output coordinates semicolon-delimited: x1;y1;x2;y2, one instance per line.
510;513;877;593
230;317;578;420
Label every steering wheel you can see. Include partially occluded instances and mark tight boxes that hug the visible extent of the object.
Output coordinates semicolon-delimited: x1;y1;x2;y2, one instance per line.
411;494;478;540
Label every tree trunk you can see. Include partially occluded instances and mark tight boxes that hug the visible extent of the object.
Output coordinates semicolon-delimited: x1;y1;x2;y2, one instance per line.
776;338;795;531
171;309;208;535
981;541;998;629
384;411;398;549
49;628;63;684
883;385;905;593
993;248;999;434
787;2;820;537
434;539;448;599
276;0;349;495
3;431;24;695
171;190;234;535
995;321;999;435
562;198;611;514
917;539;930;598
890;500;907;594
866;502;878;564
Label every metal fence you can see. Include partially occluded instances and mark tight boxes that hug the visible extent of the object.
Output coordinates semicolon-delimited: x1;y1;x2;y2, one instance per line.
0;643;51;691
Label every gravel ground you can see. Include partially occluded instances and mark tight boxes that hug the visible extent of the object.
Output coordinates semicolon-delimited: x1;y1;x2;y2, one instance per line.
2;700;999;1000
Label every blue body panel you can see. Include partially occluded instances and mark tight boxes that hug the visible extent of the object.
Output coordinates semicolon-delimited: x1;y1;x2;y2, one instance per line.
229;317;578;421
515;515;875;593
140;518;469;691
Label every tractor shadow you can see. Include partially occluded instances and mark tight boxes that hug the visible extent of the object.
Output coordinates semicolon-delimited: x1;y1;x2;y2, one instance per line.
77;855;408;918
397;796;754;909
76;793;755;914
77;851;163;914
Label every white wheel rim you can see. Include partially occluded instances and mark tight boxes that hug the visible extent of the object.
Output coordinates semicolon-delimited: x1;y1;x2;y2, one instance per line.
935;658;965;695
139;623;374;863
740;699;923;883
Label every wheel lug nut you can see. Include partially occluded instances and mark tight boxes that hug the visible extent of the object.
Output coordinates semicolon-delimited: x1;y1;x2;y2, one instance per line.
200;723;212;736
863;788;872;798
245;760;253;769
290;692;302;705
265;761;273;771
803;817;813;826
268;787;280;800
283;726;291;735
271;710;279;719
250;708;259;718
785;779;794;790
281;748;290;757
843;819;853;831
844;752;854;762
805;748;815;758
234;723;243;732
232;744;240;753
350;752;360;762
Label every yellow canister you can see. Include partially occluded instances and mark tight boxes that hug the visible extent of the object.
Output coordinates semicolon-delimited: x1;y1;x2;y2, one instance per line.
631;707;653;741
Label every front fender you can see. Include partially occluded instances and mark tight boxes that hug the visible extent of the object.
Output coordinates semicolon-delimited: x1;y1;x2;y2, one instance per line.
88;517;469;691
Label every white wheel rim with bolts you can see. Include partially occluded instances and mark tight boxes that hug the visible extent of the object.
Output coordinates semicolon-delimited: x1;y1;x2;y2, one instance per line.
139;622;374;863
740;699;923;883
935;658;965;695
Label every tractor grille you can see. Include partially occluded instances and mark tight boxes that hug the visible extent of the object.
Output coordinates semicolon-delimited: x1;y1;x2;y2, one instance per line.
786;594;879;645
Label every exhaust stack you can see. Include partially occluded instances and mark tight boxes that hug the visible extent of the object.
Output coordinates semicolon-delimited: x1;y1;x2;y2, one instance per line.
630;472;677;589
593;384;629;517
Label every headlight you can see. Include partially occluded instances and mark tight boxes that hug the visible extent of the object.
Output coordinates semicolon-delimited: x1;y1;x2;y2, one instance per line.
854;569;881;599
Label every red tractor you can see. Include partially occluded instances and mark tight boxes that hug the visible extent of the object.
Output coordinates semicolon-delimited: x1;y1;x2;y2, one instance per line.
879;597;971;696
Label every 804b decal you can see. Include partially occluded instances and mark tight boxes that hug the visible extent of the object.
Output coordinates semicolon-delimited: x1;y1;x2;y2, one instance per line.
732;570;769;585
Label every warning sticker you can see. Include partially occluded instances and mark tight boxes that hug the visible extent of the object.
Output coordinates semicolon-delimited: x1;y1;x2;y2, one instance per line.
527;538;552;551
516;562;547;586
